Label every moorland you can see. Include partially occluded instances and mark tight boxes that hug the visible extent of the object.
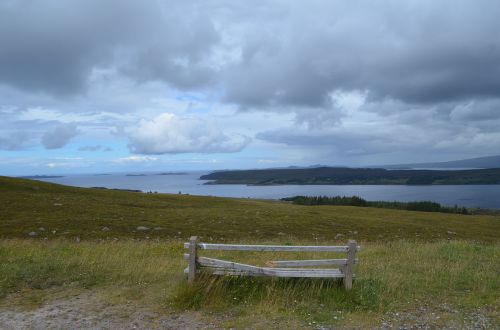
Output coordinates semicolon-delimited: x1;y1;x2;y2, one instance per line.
0;176;499;328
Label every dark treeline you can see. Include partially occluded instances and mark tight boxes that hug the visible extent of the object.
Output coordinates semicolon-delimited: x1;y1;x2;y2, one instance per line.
282;195;470;214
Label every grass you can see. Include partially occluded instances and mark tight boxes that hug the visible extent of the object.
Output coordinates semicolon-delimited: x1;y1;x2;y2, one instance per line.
0;240;183;303
0;176;499;327
174;241;499;311
0;240;498;328
1;176;499;242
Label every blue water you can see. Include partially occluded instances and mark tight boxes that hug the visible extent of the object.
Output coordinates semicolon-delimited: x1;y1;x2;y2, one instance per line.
37;171;500;209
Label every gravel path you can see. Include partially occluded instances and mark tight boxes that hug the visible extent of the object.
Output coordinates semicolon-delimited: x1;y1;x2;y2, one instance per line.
0;292;217;330
375;303;497;330
0;293;497;329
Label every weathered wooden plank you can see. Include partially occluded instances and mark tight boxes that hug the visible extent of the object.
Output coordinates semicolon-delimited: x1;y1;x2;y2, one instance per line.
266;258;358;267
210;271;343;278
206;268;345;278
184;242;349;251
196;258;346;277
198;258;342;273
183;240;360;283
205;265;347;274
187;236;198;283
197;257;265;273
343;240;357;290
184;242;361;251
263;267;343;273
186;243;350;252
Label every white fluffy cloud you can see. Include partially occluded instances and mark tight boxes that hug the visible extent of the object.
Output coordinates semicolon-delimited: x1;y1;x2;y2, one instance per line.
126;113;250;154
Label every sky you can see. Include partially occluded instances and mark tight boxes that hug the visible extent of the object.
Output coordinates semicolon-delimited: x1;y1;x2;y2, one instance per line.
1;0;500;175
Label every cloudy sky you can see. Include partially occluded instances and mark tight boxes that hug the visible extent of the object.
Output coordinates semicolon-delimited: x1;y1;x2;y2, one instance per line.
1;0;499;175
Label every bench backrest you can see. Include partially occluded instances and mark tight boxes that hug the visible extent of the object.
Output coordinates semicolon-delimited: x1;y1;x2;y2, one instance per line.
184;236;360;290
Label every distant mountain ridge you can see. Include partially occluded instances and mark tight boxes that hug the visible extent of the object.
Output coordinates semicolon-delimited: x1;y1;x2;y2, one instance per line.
382;155;500;169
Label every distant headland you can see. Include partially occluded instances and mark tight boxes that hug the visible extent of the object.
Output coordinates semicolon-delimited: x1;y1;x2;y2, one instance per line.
200;167;500;185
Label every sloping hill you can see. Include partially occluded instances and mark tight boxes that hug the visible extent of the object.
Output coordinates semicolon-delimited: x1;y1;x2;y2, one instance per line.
1;176;499;242
1;176;499;328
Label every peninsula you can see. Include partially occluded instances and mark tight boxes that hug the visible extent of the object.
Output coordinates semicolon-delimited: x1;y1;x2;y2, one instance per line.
200;167;500;185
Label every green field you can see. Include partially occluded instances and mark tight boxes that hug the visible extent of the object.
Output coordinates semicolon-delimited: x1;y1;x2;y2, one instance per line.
1;176;498;242
0;176;499;328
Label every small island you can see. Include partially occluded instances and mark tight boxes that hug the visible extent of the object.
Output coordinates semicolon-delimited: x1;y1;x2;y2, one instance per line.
20;175;65;179
200;167;500;185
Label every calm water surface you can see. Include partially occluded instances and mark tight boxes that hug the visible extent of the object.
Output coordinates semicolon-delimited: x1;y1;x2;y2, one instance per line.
38;171;500;209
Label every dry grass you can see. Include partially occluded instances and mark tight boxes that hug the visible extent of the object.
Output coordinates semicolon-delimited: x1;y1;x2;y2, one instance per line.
1;240;498;327
1;177;498;327
1;176;499;242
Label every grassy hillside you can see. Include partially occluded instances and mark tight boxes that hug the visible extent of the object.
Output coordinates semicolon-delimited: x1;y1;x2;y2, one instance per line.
1;176;499;328
1;176;499;242
1;240;498;328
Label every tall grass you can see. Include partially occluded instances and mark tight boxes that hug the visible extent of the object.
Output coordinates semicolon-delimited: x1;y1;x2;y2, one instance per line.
174;241;498;316
1;239;498;326
0;240;184;302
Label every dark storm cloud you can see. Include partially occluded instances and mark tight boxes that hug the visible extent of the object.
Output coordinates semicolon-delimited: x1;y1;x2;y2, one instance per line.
257;128;398;156
1;0;499;162
121;7;220;89
222;1;500;109
1;0;499;107
0;0;132;95
450;99;500;123
0;0;219;96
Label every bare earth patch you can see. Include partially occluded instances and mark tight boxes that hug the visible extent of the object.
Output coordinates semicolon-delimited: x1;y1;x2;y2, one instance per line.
0;292;217;330
376;304;497;330
1;291;497;329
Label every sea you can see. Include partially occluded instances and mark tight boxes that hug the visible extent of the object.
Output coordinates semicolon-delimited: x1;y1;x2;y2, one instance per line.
34;171;500;209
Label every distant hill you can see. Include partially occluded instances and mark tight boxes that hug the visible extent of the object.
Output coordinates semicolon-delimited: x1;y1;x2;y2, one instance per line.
382;155;500;169
200;167;500;185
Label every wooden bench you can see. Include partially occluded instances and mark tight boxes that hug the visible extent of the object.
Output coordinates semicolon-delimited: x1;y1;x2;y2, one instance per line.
183;237;360;290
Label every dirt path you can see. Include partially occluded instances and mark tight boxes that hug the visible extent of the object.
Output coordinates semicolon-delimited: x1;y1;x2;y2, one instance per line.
0;292;497;329
376;304;497;330
0;292;217;330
